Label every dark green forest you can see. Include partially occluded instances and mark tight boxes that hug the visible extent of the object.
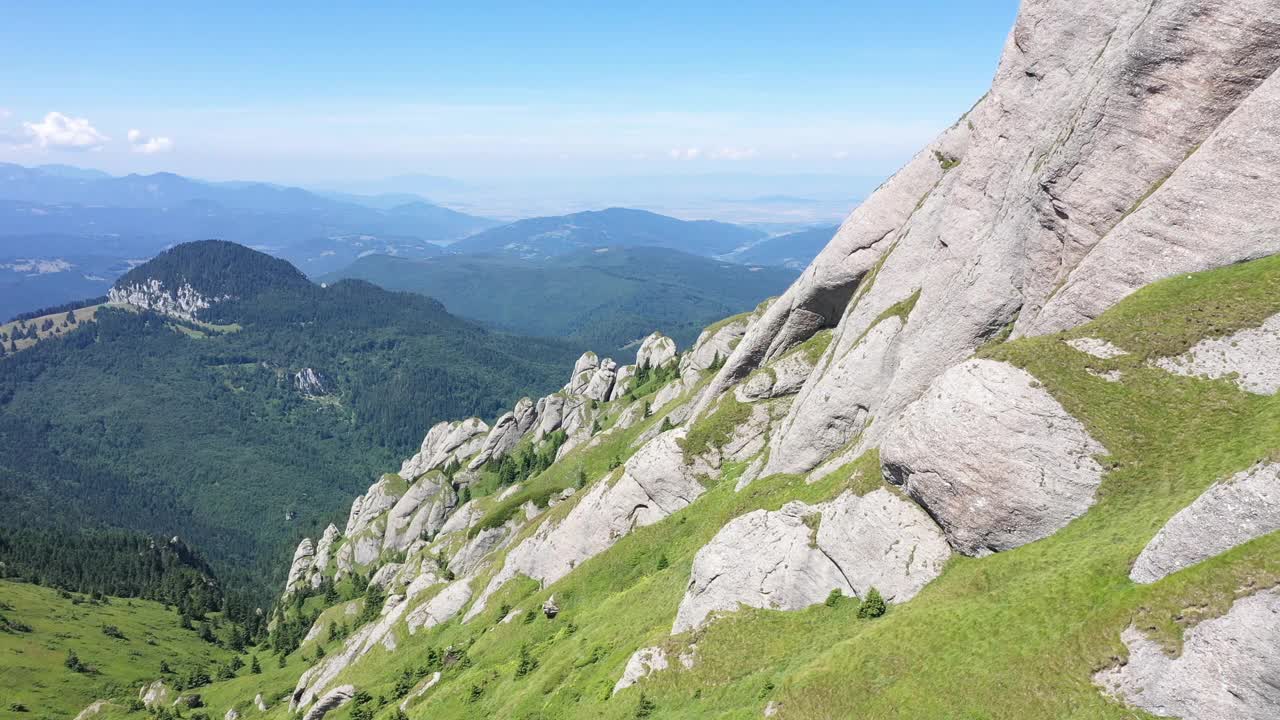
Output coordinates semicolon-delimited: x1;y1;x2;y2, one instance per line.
0;243;578;602
324;246;796;356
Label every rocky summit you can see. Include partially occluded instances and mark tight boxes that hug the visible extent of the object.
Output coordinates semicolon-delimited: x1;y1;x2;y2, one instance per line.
54;1;1280;719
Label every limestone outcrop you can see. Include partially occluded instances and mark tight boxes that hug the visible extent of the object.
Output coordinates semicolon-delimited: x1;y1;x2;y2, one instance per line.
108;279;225;321
1130;463;1280;584
1095;589;1280;719
636;332;677;369
881;359;1105;556
283;538;315;595
673;489;948;633
468;429;710;619
300;685;355;720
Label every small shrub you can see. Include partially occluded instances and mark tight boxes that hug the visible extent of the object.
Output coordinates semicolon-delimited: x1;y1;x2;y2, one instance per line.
656;555;669;571
635;692;656;718
101;624;126;640
514;643;538;678
858;587;887;619
824;588;844;607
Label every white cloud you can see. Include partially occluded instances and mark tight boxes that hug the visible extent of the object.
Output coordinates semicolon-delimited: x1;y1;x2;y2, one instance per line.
0;108;10;120
832;150;850;160
710;147;758;160
128;128;174;154
668;147;701;160
23;111;108;150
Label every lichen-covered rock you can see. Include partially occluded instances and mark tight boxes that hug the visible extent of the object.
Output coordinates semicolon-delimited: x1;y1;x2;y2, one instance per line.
815;489;950;602
468;429;710;619
382;476;445;552
1131;463;1280;584
345;476;403;538
406;579;472;634
683;315;752;374
1153;313;1280;395
1094;588;1280;719
399;418;490;480
368;562;403;590
735;350;815;402
609;365;636;401
881;359;1105;556
310;524;340;585
468;397;538;469
448;525;511;577
564;352;600;395
300;685;355;720
283;538;315;595
673;489;948;633
613;646;668;695
138;680;170;709
637;332;678;369
673;501;850;633
583;358;618;402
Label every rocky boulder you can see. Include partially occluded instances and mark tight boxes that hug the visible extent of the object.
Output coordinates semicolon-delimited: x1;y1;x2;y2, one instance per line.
1131;463;1280;584
564;351;600;395
612;646;668;695
637;332;678;369
300;685;355;720
283;538;315;595
881;359;1106;556
293;368;329;397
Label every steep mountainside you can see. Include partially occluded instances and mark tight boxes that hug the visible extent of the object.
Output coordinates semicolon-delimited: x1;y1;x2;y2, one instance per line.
51;2;1280;719
447;208;765;258
0;242;578;599
323;246;797;356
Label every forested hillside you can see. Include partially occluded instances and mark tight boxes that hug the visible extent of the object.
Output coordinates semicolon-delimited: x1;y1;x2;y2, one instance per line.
0;243;579;601
323;246;797;356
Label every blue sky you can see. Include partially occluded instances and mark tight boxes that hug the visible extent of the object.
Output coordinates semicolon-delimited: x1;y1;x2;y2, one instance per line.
0;1;1019;183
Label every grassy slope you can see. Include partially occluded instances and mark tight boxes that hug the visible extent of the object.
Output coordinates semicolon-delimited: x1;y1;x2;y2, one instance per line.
88;255;1280;720
0;581;237;720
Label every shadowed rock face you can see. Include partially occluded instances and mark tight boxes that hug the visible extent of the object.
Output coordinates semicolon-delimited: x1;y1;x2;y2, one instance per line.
1131;463;1280;584
1095;588;1280;720
880;359;1105;556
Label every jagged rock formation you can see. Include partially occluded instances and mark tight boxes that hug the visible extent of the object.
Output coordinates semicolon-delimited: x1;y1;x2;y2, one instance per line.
283;539;315;595
881;359;1106;556
108;279;225;321
138;681;170;709
1095;588;1280;719
1131;463;1280;584
293;368;330;397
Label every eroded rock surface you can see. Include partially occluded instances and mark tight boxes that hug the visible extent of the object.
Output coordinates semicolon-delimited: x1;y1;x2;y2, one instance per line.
881;359;1105;556
300;685;355;720
1131;463;1280;584
1154;313;1280;395
612;646;668;695
1095;589;1280;720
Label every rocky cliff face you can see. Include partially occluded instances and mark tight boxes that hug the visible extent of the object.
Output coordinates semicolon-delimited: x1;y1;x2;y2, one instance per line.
108;278;227;321
233;3;1280;719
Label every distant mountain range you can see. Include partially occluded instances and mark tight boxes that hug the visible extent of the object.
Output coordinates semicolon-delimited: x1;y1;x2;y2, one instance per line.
0;164;836;324
323;245;799;356
448;207;766;258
